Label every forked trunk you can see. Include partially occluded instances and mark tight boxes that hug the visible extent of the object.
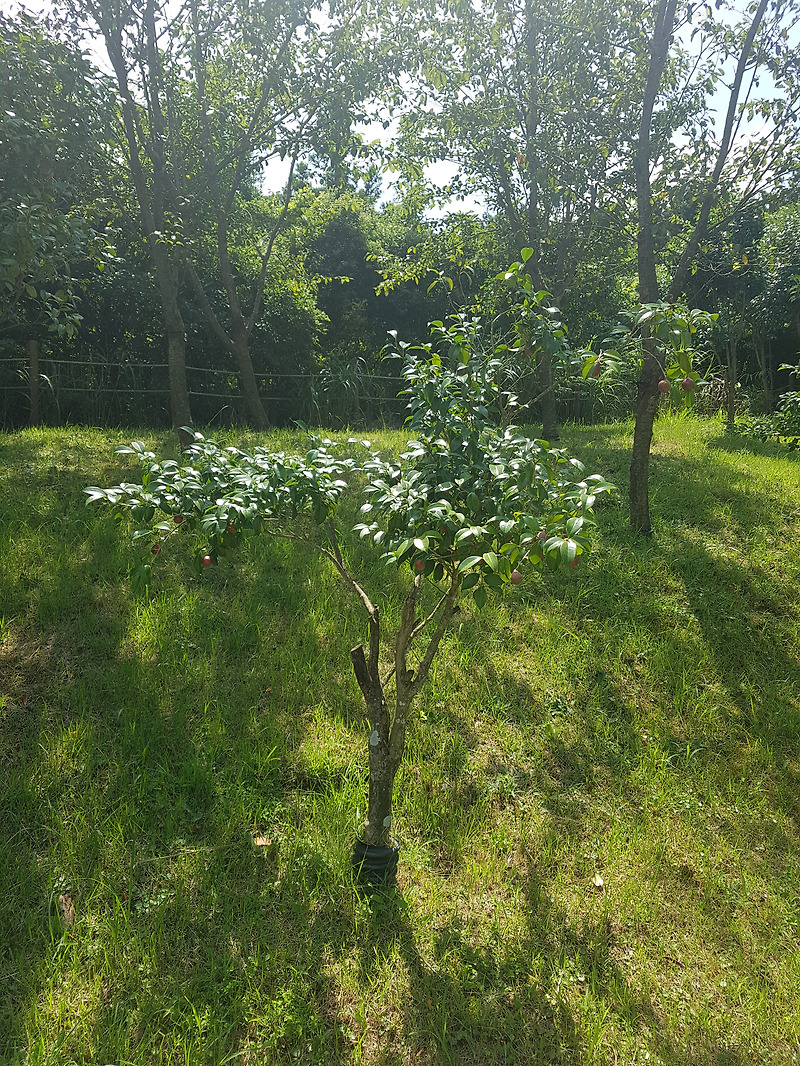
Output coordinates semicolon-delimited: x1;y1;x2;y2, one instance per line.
347;569;461;878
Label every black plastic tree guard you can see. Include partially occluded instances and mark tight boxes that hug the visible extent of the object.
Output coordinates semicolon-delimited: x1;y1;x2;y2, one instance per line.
351;838;400;885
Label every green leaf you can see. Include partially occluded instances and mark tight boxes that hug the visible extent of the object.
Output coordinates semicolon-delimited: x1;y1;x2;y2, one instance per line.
458;555;483;572
473;585;488;609
483;551;500;572
484;572;503;593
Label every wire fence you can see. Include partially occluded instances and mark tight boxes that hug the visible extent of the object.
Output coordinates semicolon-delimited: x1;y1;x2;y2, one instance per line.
1;353;640;430
0;355;409;429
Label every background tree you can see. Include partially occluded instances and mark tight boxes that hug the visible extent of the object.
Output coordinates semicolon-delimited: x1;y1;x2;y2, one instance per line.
0;12;116;424
73;0;400;435
398;0;644;439
629;0;800;532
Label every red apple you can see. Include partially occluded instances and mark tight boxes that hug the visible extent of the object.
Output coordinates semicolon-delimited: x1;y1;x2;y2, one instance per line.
510;570;522;585
681;377;696;391
657;379;671;393
590;360;602;378
201;554;212;567
414;559;425;572
151;543;162;555
173;514;184;524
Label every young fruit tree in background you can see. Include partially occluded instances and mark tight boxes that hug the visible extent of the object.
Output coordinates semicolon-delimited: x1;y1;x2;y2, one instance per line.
86;316;614;882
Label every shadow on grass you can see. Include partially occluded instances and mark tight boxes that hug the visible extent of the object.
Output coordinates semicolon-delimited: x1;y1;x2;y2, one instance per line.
80;855;665;1065
1;424;797;1063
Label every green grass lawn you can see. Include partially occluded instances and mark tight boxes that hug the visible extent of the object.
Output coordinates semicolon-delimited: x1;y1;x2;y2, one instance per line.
1;415;799;1065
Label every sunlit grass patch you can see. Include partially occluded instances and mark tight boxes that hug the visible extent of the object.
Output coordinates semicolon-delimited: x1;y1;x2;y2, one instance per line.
1;418;800;1064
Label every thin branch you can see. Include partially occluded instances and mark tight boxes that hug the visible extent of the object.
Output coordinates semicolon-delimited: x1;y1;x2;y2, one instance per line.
246;149;299;336
183;259;236;354
409;570;462;701
222;21;300;214
267;527;377;620
409;588;449;644
327;516;345;568
394;577;421;687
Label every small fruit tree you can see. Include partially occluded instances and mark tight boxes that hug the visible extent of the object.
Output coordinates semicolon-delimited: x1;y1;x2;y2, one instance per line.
87;318;614;877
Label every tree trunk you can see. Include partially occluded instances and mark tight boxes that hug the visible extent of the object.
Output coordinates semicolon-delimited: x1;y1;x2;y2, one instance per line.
231;322;269;431
629;338;661;534
97;7;194;442
363;719;400;847
754;332;771;412
349;572;460;849
539;349;559;441
151;242;193;445
630;0;769;531
27;337;40;426
725;339;738;430
350;612;394;847
629;0;678;534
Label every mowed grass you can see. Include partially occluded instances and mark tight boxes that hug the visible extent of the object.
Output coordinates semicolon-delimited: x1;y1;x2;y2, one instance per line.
1;415;799;1066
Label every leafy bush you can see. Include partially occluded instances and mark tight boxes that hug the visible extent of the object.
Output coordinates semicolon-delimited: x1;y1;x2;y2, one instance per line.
740;391;800;450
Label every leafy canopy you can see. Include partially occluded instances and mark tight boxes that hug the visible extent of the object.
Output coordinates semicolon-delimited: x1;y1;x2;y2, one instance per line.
87;316;615;605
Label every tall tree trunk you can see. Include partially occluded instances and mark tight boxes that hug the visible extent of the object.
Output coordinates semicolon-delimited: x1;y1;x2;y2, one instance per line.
231;323;269;431
27;337;40;425
539;350;559;441
629;0;678;534
150;242;193;443
753;332;771;412
629;339;661;533
725;339;738;430
187;0;270;431
522;0;559;443
630;0;769;531
95;3;193;441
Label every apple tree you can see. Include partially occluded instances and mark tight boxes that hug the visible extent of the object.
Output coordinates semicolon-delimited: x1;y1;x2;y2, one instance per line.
87;317;614;880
